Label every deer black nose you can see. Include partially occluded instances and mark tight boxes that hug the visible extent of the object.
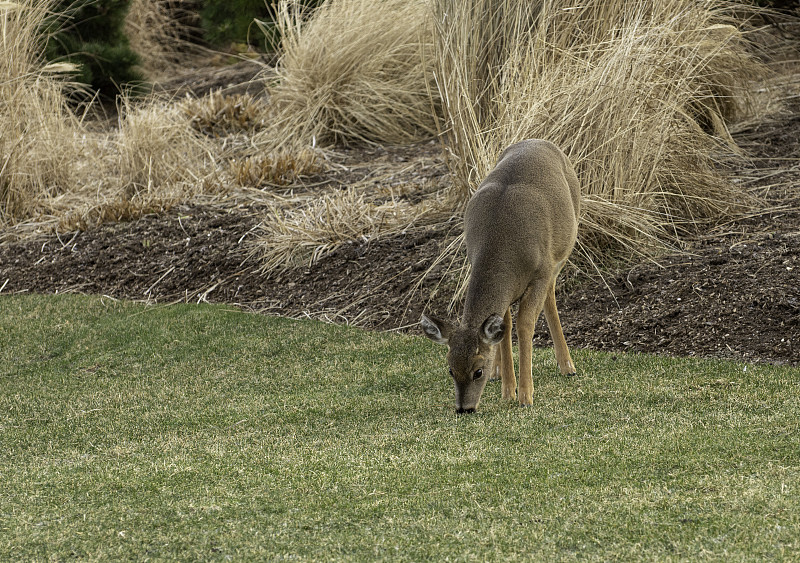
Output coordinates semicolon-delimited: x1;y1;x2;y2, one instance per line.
456;407;476;414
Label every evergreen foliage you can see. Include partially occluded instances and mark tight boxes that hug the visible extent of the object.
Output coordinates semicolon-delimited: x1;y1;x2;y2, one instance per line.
200;0;268;47
46;0;143;97
200;0;324;49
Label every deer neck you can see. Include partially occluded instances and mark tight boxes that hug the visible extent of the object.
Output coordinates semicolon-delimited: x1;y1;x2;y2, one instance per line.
462;266;517;329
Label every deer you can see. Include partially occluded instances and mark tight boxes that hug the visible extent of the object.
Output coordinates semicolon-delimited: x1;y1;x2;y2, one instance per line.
421;139;579;414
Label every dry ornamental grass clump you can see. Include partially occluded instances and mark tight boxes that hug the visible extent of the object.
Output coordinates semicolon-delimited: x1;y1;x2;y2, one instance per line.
181;91;269;137
125;0;203;80
0;0;778;278
0;0;82;227
431;0;767;270
118;99;210;194
252;0;769;275
50;98;222;231
253;187;437;270
265;0;438;148
231;148;322;188
1;0;223;236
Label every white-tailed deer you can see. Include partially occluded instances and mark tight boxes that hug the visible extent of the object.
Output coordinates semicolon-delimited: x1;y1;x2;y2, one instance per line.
421;139;579;413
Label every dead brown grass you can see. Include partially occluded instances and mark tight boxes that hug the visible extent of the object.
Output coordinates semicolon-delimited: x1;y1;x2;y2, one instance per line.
1;1;219;236
125;0;203;80
0;0;83;227
248;0;771;275
231;148;322;188
264;0;438;148
51;95;223;232
1;0;782;288
251;186;442;271
176;90;325;188
181;91;269;137
431;0;767;272
117;97;216;195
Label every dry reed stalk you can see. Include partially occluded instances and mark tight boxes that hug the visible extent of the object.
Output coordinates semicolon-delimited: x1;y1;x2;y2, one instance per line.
116;96;217;195
252;186;440;271
125;0;203;80
0;0;83;227
264;0;438;148
431;0;766;271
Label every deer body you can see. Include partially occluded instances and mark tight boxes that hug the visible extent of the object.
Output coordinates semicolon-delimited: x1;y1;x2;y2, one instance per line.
421;139;579;413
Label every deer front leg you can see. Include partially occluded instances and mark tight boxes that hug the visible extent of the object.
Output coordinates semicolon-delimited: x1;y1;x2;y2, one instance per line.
499;307;516;401
517;289;546;407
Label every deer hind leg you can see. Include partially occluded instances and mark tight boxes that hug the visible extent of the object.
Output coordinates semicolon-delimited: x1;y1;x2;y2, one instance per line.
543;279;576;375
498;307;516;401
516;284;548;406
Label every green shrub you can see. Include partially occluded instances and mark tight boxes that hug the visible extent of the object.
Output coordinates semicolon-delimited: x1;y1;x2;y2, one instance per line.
46;0;142;98
200;0;324;49
200;0;268;46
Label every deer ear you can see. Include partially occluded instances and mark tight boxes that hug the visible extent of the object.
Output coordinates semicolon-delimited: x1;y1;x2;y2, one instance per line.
420;314;452;345
480;313;506;345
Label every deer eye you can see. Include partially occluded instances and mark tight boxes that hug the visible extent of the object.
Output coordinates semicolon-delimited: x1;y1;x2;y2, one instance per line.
448;368;454;378
473;369;483;381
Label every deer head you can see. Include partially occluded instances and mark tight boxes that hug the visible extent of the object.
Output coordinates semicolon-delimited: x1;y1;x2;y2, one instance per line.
420;313;506;413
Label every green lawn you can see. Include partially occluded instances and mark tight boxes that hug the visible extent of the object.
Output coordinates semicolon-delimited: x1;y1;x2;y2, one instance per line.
1;294;798;561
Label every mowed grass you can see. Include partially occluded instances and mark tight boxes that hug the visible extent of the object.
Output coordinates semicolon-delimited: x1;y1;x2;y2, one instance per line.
1;295;798;561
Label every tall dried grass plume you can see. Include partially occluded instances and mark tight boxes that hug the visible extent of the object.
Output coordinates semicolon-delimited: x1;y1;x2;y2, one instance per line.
431;0;766;268
125;0;203;80
0;0;82;227
265;0;438;148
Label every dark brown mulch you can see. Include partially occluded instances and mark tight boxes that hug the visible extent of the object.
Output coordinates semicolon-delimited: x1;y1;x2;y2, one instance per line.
152;58;274;99
0;204;459;329
551;228;799;365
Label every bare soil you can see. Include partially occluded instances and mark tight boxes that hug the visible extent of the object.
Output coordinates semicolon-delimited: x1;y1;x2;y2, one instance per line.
1;62;798;367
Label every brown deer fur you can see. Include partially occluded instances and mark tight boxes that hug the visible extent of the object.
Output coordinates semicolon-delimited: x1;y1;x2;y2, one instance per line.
421;139;579;413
